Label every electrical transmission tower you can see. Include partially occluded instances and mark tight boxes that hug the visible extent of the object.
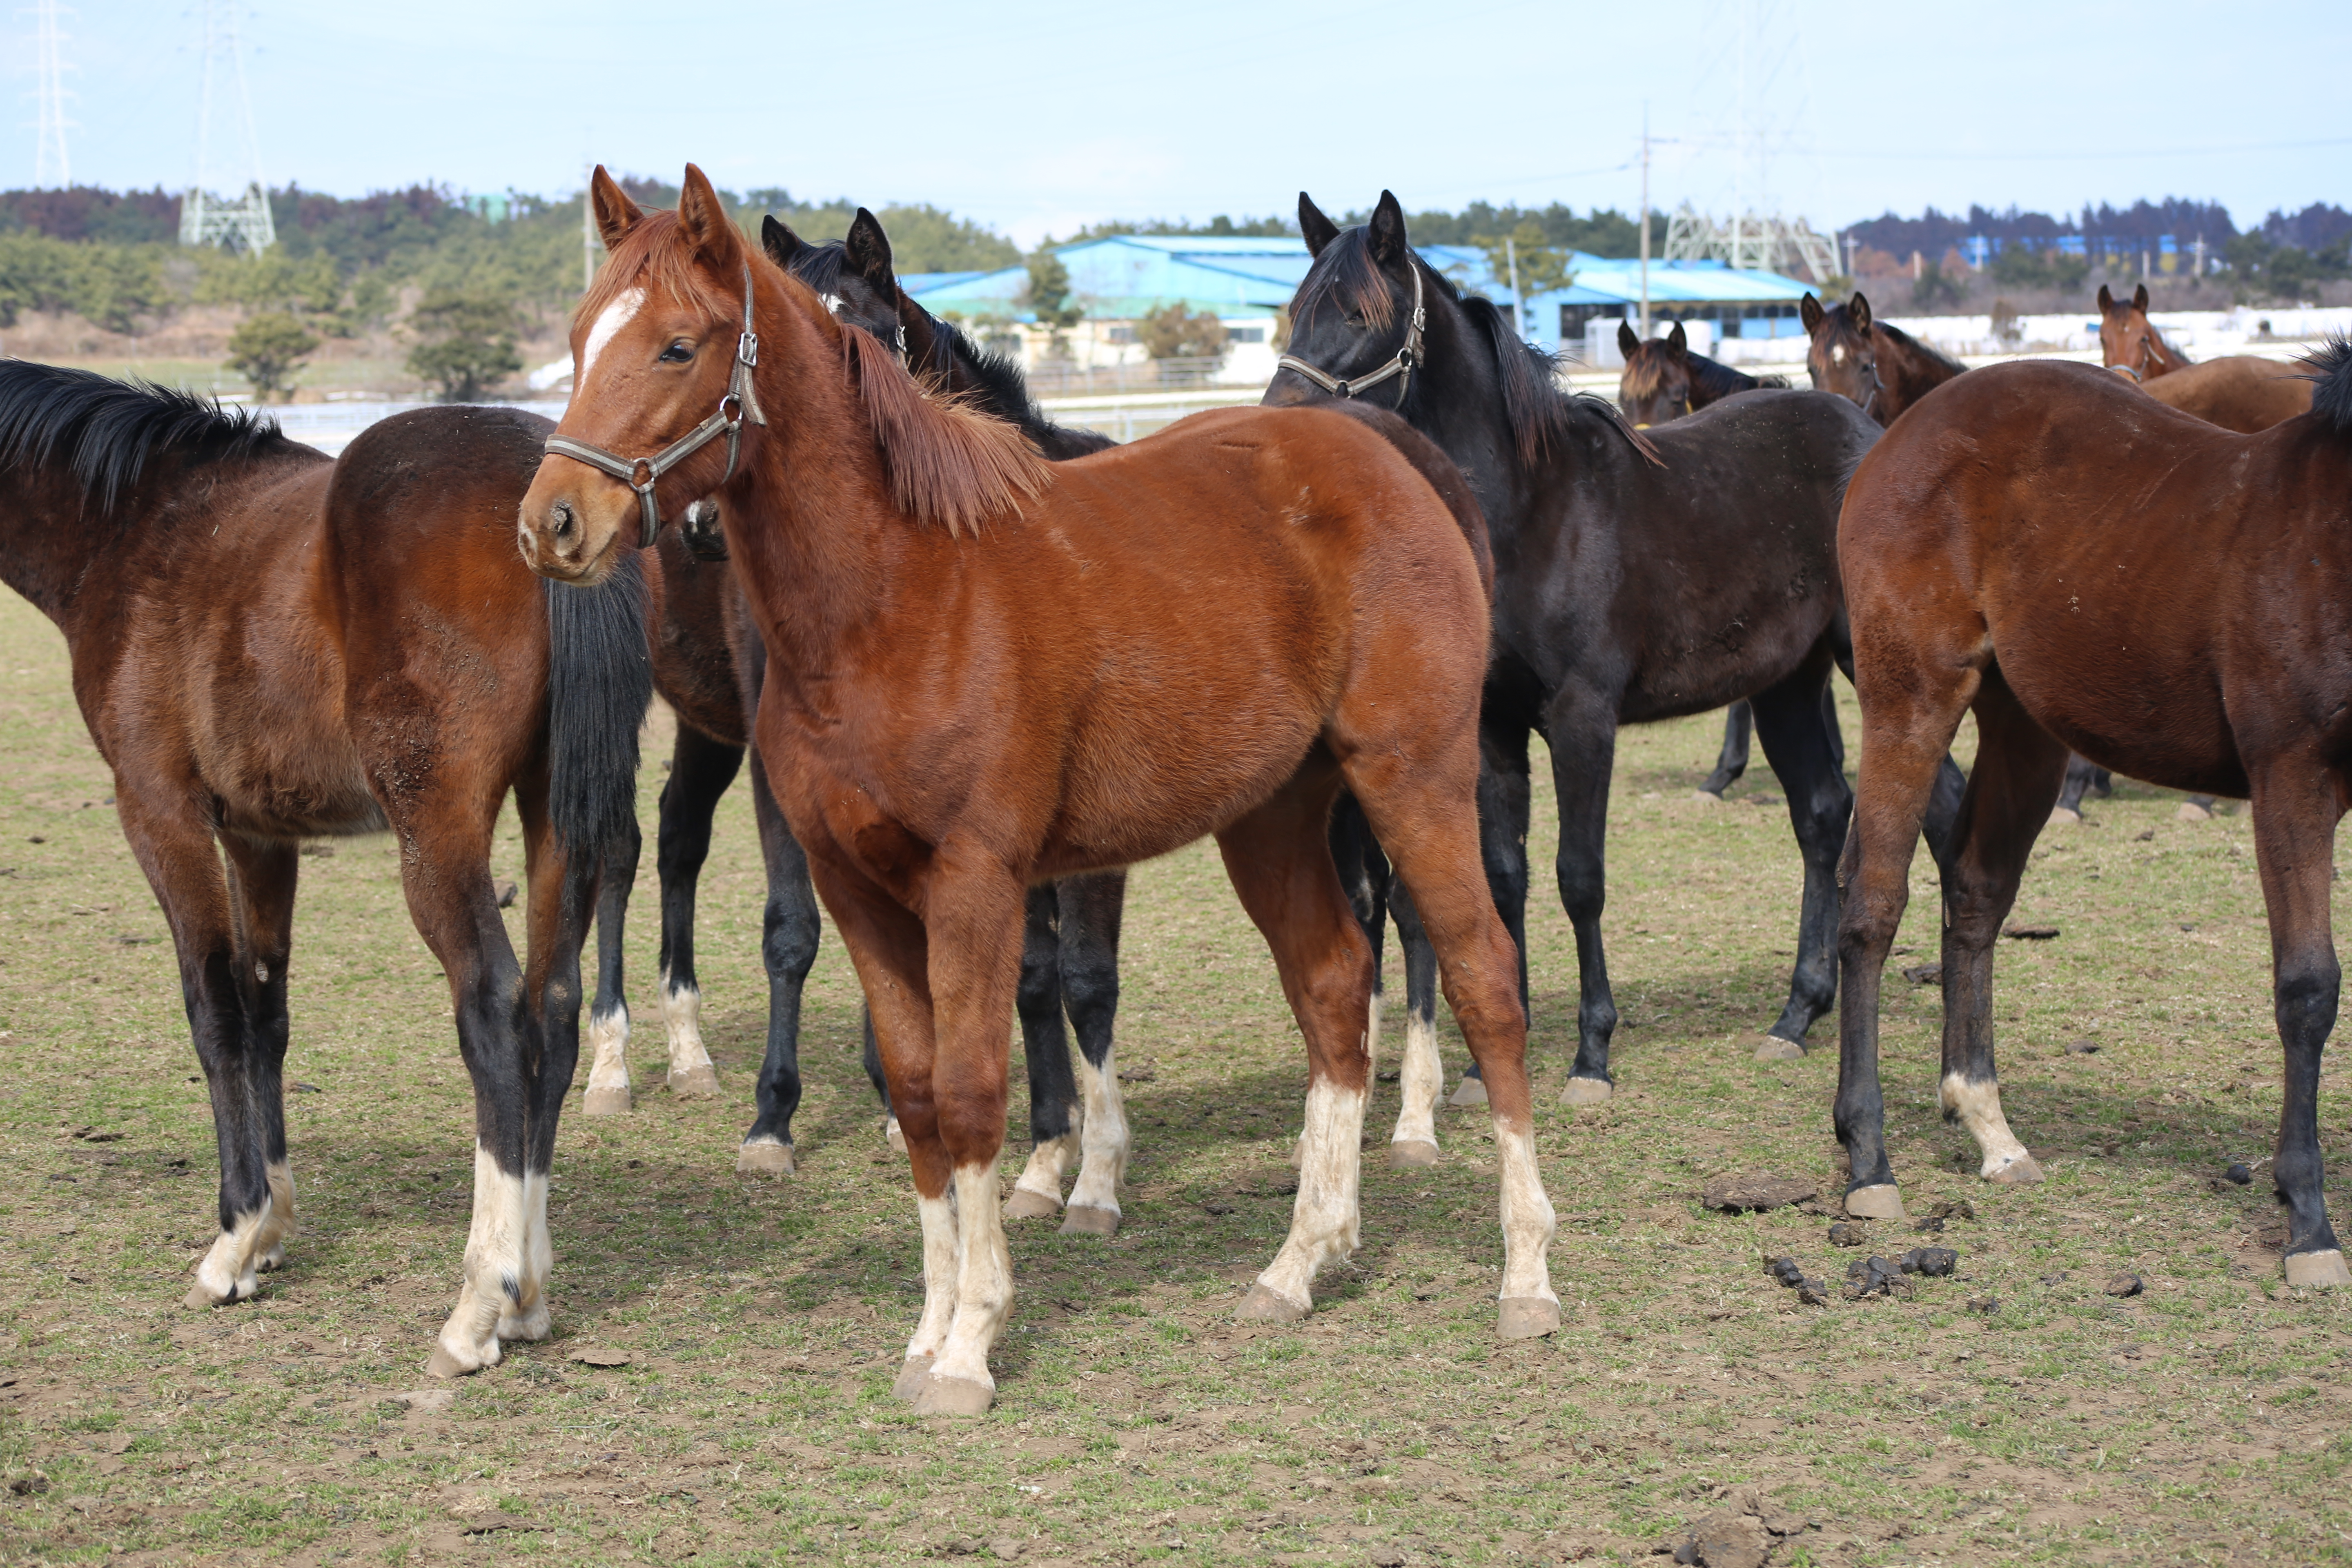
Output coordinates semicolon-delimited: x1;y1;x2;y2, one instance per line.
27;0;75;188
180;0;275;254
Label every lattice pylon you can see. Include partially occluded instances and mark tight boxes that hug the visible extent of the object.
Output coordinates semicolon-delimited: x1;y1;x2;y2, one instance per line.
26;0;75;188
179;0;274;254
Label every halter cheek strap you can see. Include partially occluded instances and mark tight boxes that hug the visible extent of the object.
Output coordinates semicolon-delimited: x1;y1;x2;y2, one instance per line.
543;261;769;550
1278;259;1427;404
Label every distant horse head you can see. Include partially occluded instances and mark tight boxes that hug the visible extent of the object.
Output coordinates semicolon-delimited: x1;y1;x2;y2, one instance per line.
764;207;926;368
1617;321;1695;427
1800;291;1883;414
2097;283;2187;381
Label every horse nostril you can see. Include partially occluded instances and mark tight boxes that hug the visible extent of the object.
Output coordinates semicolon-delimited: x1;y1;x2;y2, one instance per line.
550;500;576;541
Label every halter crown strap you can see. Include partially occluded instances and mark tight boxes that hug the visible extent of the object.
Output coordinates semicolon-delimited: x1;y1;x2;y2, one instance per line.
542;261;768;550
1277;259;1426;403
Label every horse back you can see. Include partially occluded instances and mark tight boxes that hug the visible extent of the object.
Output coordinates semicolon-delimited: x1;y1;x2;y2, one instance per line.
2144;354;2314;434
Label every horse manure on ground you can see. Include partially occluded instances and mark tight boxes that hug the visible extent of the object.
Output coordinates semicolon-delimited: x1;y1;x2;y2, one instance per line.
2106;1272;2145;1298
1699;1172;1815;1212
1828;1221;1869;1247
1844;1255;1913;1299
1899;1246;1959;1277
2223;1162;2254;1185
1902;961;1942;984
2003;923;2062;940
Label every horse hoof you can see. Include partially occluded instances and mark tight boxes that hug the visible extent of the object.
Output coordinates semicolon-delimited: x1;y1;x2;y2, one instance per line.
582;1087;632;1117
182;1281;235;1310
1693;788;1726;804
1448;1076;1490;1108
891;1356;935;1403
2047;806;2081;826
424;1345;484;1380
1844;1183;1907;1220
1234;1283;1310;1323
1003;1188;1062;1221
883;1117;907;1155
1753;1034;1804;1062
913;1375;995;1417
668;1065;721;1099
735;1139;795;1178
2176;801;2213;822
1497;1296;1561;1340
1388;1140;1440;1169
1559;1076;1612;1107
1060;1205;1119;1237
2285;1249;2352;1289
1984;1153;2044;1185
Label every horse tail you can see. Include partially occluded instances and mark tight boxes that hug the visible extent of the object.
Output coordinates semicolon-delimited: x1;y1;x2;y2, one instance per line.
543;554;653;874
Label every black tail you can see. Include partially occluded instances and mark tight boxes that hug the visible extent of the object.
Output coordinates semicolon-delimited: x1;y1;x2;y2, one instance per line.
544;552;653;865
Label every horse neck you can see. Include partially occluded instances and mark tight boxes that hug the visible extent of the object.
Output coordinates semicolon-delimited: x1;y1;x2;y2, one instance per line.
1878;329;1960;409
1686;354;1753;407
1411;327;1545;544
0;467;149;625
2147;328;2189;374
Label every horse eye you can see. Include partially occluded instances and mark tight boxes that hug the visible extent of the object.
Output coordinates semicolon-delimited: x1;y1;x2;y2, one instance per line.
659;341;694;364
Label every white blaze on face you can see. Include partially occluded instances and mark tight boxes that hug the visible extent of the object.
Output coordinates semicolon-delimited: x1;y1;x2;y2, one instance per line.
1831;344;1848;365
579;287;646;383
820;293;844;318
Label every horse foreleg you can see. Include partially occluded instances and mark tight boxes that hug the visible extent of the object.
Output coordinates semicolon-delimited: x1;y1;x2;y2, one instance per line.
2247;763;2350;1288
1936;671;2066;1188
1218;775;1374;1325
1750;651;1853;1056
738;755;820;1174
1326;792;1390;1052
1385;880;1444;1165
1057;870;1129;1236
1450;713;1534;1107
1545;695;1621;1105
1006;884;1079;1221
634;724;740;1116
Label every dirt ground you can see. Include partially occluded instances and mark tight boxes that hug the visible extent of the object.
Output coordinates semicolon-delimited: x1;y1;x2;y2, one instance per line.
1;579;2349;1566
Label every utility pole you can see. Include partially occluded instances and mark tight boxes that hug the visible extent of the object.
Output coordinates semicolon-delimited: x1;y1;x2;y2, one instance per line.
29;0;73;189
1504;234;1523;339
1638;104;1650;336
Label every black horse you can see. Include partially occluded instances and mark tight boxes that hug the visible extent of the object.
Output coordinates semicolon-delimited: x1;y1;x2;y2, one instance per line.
619;209;1136;1232
1269;191;1960;1118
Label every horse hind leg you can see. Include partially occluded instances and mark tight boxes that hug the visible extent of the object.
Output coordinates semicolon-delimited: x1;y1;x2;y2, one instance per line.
1327;792;1390;1056
1345;750;1560;1340
1385;881;1444;1165
1697;700;1754;798
2050;753;2102;825
1215;777;1374;1323
1932;669;2068;1189
1749;650;1852;1056
1006;884;1080;1221
739;757;821;1175
638;725;740;1117
583;807;640;1115
1056;870;1130;1236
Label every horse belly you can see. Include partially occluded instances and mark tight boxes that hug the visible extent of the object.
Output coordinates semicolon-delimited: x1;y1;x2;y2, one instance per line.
1046;699;1325;871
1993;617;2247;797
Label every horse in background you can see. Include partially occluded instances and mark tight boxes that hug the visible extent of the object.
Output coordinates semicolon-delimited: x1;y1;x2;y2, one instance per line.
1799;290;1966;424
0;364;648;1377
2097;282;2313;434
519;166;1560;1414
1614;319;1813;800
1833;345;2352;1293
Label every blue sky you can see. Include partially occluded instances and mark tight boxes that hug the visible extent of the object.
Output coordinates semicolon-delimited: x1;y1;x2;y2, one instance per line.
15;0;2350;245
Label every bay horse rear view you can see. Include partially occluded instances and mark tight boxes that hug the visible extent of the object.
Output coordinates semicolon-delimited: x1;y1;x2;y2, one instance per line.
0;365;649;1371
516;167;1559;1415
1833;346;2352;1288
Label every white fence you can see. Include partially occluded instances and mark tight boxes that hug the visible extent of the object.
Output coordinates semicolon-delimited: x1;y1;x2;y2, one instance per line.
258;399;570;457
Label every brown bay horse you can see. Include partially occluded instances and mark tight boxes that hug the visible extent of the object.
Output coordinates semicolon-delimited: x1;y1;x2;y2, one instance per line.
1833;346;2352;1289
0;364;648;1372
1800;290;1967;424
517;166;1559;1414
2097;283;2314;433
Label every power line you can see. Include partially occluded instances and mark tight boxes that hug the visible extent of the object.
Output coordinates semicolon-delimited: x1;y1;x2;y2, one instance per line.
26;0;74;188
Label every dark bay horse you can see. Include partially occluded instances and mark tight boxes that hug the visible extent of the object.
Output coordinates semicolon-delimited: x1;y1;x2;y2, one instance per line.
2097;283;2313;434
1272;191;1902;1120
1799;290;1966;424
517;166;1559;1414
0;363;647;1374
606;207;1138;1230
1833;346;2352;1289
1613;320;1808;799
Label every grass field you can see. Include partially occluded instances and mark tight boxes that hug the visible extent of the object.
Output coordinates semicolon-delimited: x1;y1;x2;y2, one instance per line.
2;581;2349;1566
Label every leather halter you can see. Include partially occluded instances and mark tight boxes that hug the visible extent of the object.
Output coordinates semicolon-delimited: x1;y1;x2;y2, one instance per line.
1278;258;1426;404
543;262;769;550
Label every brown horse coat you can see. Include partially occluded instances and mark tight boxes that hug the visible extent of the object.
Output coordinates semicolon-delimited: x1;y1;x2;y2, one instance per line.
1833;350;2352;1287
518;165;1558;1413
2138;354;2313;432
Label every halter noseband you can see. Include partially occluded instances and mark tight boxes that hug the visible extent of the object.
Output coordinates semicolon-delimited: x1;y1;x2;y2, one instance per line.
1278;259;1426;404
543;261;769;550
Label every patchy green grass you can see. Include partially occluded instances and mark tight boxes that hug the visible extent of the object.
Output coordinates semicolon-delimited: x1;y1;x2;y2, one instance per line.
0;583;2348;1566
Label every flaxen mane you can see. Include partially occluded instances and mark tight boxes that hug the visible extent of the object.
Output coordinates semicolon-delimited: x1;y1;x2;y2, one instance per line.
840;323;1052;536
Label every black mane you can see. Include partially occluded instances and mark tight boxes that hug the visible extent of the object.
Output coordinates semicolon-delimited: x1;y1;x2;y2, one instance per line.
1876;321;1967;379
2306;336;2352;439
0;359;293;513
1687;353;1761;403
1297;228;1655;468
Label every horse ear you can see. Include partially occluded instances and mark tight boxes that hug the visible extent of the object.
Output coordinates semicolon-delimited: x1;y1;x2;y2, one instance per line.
846;208;896;288
1666;321;1688;354
1849;292;1874;331
1617;320;1640;356
762;215;807;270
1800;292;1824;334
1299;193;1341;257
2097;283;2115;312
2132;282;2149;312
589;166;643;252
676;163;742;264
1368;190;1409;263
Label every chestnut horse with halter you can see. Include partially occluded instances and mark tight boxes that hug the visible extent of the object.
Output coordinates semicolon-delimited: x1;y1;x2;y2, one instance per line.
518;166;1559;1413
2097;283;2313;434
1834;344;2352;1289
0;363;648;1374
